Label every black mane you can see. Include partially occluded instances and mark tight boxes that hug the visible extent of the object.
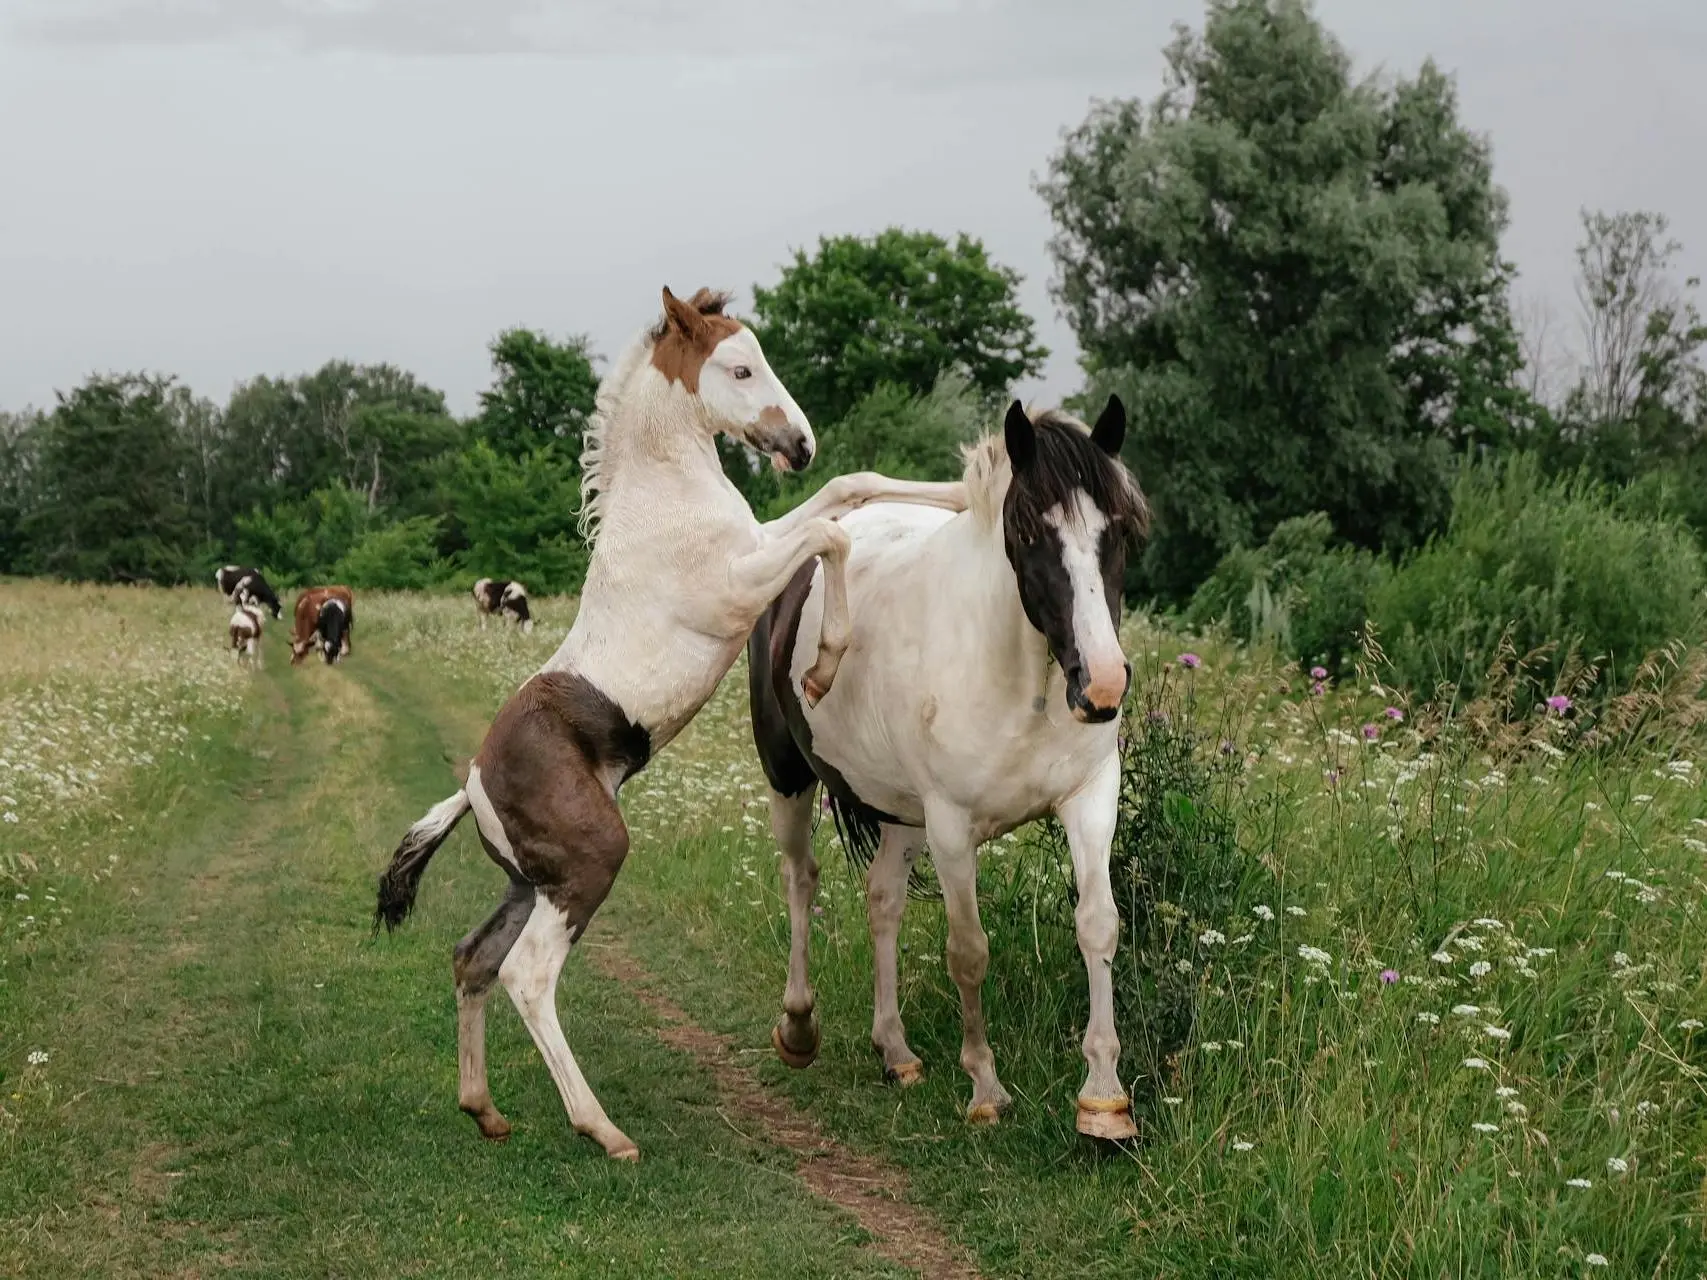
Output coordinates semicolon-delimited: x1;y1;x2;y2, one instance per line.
1004;411;1149;544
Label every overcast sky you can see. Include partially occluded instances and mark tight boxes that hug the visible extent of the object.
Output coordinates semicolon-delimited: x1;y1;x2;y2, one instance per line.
3;0;1705;418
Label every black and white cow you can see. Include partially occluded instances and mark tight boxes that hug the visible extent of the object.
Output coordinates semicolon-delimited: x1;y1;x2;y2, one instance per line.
216;565;282;619
472;578;533;633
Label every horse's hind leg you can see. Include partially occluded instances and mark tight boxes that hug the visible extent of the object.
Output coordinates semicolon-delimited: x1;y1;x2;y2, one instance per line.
500;888;637;1160
769;785;821;1068
868;823;925;1085
452;879;533;1141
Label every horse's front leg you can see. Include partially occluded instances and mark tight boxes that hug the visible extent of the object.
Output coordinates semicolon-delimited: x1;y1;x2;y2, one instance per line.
761;473;969;536
727;517;851;705
1055;752;1138;1141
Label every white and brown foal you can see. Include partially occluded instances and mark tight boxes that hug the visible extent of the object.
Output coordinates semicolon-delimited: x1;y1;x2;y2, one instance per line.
375;287;971;1161
748;398;1148;1141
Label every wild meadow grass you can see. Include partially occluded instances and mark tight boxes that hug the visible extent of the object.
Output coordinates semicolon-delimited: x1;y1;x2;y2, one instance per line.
0;580;250;921
379;594;1707;1274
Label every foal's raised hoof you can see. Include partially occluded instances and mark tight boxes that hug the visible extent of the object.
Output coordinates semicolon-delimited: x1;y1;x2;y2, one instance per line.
1075;1096;1139;1141
772;1013;821;1069
883;1059;924;1087
801;671;831;707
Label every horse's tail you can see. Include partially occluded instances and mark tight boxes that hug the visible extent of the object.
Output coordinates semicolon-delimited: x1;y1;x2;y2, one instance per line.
375;791;471;933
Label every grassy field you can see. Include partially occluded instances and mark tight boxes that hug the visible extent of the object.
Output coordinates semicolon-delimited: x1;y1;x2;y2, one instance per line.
3;581;1706;1278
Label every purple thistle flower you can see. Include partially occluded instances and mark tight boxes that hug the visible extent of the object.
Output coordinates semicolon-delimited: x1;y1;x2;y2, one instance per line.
1310;666;1328;681
1362;723;1380;741
1177;652;1201;669
1147;710;1170;726
1324;768;1340;786
1380;969;1400;985
1546;694;1573;715
1384;706;1404;721
1311;681;1326;697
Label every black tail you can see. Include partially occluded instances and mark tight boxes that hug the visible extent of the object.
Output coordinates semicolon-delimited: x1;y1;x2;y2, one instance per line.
374;791;472;933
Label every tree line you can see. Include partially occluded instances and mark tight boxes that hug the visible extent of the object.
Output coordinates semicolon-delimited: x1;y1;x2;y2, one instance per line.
5;0;1704;646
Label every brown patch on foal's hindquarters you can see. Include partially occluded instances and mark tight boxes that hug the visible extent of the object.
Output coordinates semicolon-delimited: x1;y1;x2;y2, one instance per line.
587;940;983;1280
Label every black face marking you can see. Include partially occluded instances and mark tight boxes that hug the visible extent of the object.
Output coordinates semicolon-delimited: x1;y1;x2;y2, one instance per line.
1001;400;1147;717
317;599;348;664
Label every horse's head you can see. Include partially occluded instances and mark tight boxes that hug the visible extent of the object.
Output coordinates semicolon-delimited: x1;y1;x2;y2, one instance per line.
654;286;814;472
1001;397;1148;723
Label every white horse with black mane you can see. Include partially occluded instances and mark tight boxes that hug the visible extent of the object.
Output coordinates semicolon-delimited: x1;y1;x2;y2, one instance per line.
748;397;1148;1141
374;287;970;1161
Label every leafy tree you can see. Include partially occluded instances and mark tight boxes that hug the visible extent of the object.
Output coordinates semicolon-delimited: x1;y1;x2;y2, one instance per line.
27;375;197;583
233;485;375;586
1039;0;1527;602
448;442;587;595
750;228;1047;427
0;410;44;575
332;515;446;590
1546;210;1707;482
474;329;600;461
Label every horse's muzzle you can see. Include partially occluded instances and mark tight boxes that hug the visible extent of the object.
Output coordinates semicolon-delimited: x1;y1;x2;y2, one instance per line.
1066;661;1131;723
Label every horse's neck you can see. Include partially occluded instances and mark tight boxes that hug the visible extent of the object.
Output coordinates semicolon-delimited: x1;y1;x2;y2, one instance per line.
931;515;1049;683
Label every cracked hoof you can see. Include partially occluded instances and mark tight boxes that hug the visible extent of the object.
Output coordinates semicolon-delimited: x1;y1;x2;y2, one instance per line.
772;1016;820;1069
884;1059;924;1087
1075;1096;1139;1141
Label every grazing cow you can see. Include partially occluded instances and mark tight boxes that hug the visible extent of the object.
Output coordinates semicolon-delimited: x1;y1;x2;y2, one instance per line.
472;578;534;633
289;586;355;665
228;604;265;667
215;564;282;619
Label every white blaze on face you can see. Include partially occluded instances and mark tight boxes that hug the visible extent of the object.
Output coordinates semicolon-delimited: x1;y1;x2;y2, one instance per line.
695;328;814;468
1044;491;1127;711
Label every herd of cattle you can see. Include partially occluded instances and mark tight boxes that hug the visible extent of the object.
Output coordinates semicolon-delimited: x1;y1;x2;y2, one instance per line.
215;566;532;667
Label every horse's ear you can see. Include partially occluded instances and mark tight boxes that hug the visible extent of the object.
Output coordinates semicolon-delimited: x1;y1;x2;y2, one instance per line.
661;286;705;339
1091;394;1126;456
1004;400;1036;472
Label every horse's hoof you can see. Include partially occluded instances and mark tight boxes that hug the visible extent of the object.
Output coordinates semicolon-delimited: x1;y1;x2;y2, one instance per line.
607;1142;641;1163
884;1059;924;1087
802;673;829;707
464;1106;512;1143
772;1017;820;1069
966;1098;1011;1126
1075;1096;1139;1142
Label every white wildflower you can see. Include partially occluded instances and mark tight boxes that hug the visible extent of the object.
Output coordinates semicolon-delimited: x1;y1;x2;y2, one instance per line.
1455;936;1484;952
1585;1254;1608;1268
1286;905;1307;917
1585;801;1601;811
1201;1042;1222;1053
1606;1156;1629;1175
1633;794;1653;804
1297;945;1332;966
1495;1086;1519;1098
1252;905;1275;921
1472;917;1505;930
1463;1057;1490;1071
26;1050;48;1067
1483;1025;1512;1041
1604;869;1626;881
1416;1012;1441;1025
1684;838;1707;854
1472;1122;1499;1134
2;812;16;824
1162;1096;1182;1106
1451;1004;1482;1016
1566;1178;1593;1189
1431;951;1454;964
1231;1140;1254;1152
1470;961;1492;978
1612;952;1631;968
1230;934;1254;945
1679;1018;1703;1031
1198;929;1226;946
1175;960;1194;975
1506;1101;1528;1118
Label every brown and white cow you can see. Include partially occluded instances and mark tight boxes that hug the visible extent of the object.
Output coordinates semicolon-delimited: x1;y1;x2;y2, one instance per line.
289;586;355;666
472;578;533;633
228;604;265;667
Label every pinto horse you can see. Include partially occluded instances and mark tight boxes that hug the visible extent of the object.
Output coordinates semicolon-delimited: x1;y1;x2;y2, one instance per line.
373;287;971;1161
748;398;1149;1141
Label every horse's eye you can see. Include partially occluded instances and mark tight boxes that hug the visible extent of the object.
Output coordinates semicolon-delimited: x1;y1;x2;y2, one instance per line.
732;365;752;380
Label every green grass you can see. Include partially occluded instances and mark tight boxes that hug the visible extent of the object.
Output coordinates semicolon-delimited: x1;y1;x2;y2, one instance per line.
4;583;1707;1277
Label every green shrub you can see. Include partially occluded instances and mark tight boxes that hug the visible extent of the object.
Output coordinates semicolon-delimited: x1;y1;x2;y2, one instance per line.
1185;512;1385;674
448;441;586;595
1370;454;1706;699
233;485;374;586
331;516;446;590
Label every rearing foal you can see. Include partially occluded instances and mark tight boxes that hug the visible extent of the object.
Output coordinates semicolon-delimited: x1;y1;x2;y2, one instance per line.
374;287;969;1161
